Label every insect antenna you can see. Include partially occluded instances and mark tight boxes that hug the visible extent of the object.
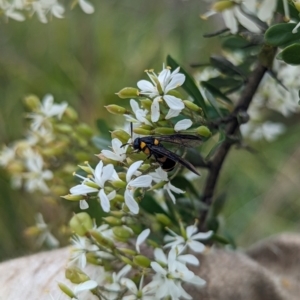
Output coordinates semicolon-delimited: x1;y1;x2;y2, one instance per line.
120;122;133;148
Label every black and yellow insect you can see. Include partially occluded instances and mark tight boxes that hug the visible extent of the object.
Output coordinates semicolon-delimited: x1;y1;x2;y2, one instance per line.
125;134;202;176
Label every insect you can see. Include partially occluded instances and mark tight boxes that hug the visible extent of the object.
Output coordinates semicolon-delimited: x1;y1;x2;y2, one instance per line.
123;134;202;175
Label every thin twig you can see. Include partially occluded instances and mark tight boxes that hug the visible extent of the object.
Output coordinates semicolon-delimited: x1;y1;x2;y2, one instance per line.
198;61;273;231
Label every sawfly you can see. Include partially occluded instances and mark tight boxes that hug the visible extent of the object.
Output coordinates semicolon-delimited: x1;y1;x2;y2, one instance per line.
122;133;202;176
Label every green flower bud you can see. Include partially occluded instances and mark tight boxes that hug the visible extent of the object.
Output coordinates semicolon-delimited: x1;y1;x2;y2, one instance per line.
7;161;24;173
133;255;151;268
183;100;203;112
61;194;83;201
196;126;212;137
295;2;300;12
69;212;93;236
54;124;73;133
105;105;128;115
76;123;94;137
78;164;94;174
23;95;40;110
139;124;153;130
133;128;152;135
111;194;125;202
140;99;152;111
116;87;139;99
58;282;75;298
86;252;102;265
149;181;167;191
110;211;124;217
89;230;115;249
96;154;118;165
65;267;90;284
120;256;134;266
52;185;69;196
103;216;123;226
212;0;235;12
111;180;126;189
75;151;93;162
118;248;137;256
155;213;172;226
112;226;132;241
167;90;184;100
139;163;151;172
111;130;131;143
117;172;127;181
153;127;175;135
84;181;99;189
65;106;78;121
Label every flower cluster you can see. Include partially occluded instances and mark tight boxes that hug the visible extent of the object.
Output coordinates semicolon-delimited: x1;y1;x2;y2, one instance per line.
0;0;94;23
62;217;212;300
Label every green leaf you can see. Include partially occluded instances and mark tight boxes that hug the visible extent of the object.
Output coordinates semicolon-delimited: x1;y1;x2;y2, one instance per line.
171;175;198;197
92;136;111;150
167;55;208;117
140;194;168;215
281;43;300;65
222;36;252;49
265;23;300;47
201;81;233;105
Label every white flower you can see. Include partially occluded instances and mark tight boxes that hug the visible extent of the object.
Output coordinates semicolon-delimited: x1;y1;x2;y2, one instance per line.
34;213;59;248
124;161;152;214
0;145;15;167
121;276;156;300
136;228;150;253
164;223;213;253
27;94;68;131
70;161;116;212
137;67;185;122
73;280;98;296
150;168;184;204
240;121;286;142
101;138;128;162
202;0;266;34
125;99;152;125
151;247;205;299
23;149;53;193
174;119;192;132
69;235;99;269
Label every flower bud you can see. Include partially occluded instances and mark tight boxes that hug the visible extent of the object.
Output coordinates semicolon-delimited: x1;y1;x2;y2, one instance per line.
111;180;126;189
140;99;152;111
58;282;75;298
118;248;137;255
96;153;118;165
76;123;94;137
139;124;153;130
75;151;93;162
52;185;69;196
89;230;115;249
65;267;90;284
69;212;93;236
103;216;123;226
133;128;152;135
105;105;128;115
111;130;131;143
153;127;175;135
294;1;300;12
111;194;125;202
54;124;73;133
65;106;78;121
7;161;24;173
183;100;203;113
120;256;134;266
212;0;235;12
116;87;139;99
112;226;132;241
167;90;184;100
133;255;151;268
61;194;83;201
155;213;172;226
149;181;167;191
78;164;93;174
196;126;212;137
110;211;124;217
86;252;102;265
23;95;40;110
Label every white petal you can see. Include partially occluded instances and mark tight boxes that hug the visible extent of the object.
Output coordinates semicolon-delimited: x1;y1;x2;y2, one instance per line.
166;187;176;204
154;248;167;264
70;184;98;195
130;99;139;112
192;230;213;240
124;190;139;214
257;0;277;21
126;160;143;183
174;119;192;132
165;73;185;93
188;240;205;253
129;175;152;188
99;189;110;212
234;7;261;33
178;254;199;265
107;190;116;200
101;150;122;161
79;0;95;14
186;225;198;238
163;95;184;110
223;9;238;34
80;200;89;210
165;109;181;119
151;261;167;275
74;280;98;294
136;228;150;253
189;275;206;286
137;80;155;92
151;97;160;122
120;278;138;293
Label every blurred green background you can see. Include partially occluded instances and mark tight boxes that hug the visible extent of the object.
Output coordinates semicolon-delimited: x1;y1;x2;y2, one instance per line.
1;0;300;261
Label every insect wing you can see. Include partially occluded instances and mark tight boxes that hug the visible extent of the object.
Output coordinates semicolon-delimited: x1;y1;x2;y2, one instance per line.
154;134;202;147
148;144;200;176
